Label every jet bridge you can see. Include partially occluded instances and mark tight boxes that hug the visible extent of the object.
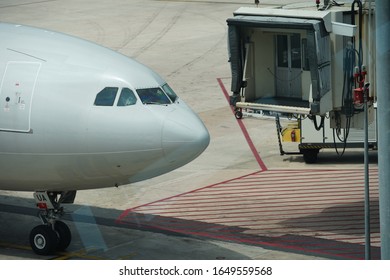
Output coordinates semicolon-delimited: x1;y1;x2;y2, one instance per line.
227;3;377;162
227;5;374;116
227;7;336;116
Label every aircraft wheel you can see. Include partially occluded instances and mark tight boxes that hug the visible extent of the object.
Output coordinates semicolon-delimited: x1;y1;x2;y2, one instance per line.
235;110;243;119
55;221;72;251
30;225;59;255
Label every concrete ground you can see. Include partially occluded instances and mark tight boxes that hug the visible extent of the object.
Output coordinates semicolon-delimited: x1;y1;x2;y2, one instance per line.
0;0;376;260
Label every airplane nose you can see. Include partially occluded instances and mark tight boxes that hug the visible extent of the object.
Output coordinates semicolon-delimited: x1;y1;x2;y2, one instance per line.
162;108;210;165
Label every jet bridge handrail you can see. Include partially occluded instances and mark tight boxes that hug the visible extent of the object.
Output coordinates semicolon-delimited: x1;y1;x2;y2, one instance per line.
235;102;311;115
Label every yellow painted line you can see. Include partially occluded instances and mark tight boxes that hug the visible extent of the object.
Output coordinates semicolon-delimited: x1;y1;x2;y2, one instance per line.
0;242;104;260
119;252;138;260
52;249;106;260
0;242;31;251
1;241;135;260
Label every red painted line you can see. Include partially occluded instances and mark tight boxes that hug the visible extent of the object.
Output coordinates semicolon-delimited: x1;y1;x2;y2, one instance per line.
191;170;376;181
219;178;378;187
232;172;379;181
141;196;376;210
138;208;364;219
238;169;378;180
140;196;372;210
164;186;377;196
137;204;358;215
191;218;374;229
254;168;378;173
230;179;378;188
134;191;370;205
134;201;369;215
227;170;378;184
201;186;379;195
116;170;262;221
136;208;375;220
141;203;379;218
217;78;268;171
177;217;377;228
198;185;379;198
191;214;380;225
136;203;378;217
180;180;373;188
220;178;379;186
157;178;377;193
156;185;378;198
203;186;378;196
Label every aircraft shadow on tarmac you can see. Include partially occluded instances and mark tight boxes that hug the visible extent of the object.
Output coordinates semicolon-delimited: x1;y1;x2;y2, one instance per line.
0;195;258;260
281;200;380;235
279;199;381;259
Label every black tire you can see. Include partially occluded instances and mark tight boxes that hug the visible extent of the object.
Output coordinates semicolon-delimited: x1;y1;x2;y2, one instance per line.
302;149;319;164
55;221;72;251
235;111;243;119
29;225;59;255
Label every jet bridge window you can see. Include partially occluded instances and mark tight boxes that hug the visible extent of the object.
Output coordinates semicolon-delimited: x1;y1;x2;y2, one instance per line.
137;87;171;105
117;88;137;106
276;34;301;69
94;87;118;106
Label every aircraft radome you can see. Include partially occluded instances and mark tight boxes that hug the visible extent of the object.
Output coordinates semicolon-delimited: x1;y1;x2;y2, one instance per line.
0;23;210;255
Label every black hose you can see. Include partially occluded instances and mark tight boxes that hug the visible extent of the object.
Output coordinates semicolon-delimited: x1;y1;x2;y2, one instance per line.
351;0;364;81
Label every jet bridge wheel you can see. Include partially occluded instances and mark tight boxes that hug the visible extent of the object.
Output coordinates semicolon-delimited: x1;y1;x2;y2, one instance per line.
235;110;243;119
301;148;320;164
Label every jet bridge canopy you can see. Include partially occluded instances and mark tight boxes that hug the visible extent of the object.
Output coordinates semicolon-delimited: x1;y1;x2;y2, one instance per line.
227;8;332;114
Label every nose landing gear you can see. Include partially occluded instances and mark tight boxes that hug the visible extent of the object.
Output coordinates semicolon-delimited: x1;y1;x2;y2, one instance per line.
30;191;76;255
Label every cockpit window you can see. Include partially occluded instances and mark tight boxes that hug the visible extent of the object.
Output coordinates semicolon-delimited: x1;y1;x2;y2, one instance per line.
117;88;137;106
162;84;178;102
94;87;118;106
137;87;171;105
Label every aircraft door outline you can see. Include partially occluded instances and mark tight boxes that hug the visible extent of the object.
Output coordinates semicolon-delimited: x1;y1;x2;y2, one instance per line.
0;61;41;133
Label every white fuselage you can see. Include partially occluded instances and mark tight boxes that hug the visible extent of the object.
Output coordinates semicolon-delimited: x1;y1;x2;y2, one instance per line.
0;23;209;191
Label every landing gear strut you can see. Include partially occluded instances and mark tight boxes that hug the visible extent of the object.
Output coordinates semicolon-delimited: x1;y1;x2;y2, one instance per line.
30;191;76;255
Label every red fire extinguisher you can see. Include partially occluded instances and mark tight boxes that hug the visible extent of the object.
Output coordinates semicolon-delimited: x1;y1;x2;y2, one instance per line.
291;130;296;142
353;65;368;106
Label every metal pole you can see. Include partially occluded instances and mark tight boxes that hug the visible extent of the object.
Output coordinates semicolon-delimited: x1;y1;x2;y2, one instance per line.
376;0;390;260
364;83;371;260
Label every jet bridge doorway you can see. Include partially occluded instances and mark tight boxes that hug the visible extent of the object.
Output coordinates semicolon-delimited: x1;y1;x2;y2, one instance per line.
275;33;302;99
